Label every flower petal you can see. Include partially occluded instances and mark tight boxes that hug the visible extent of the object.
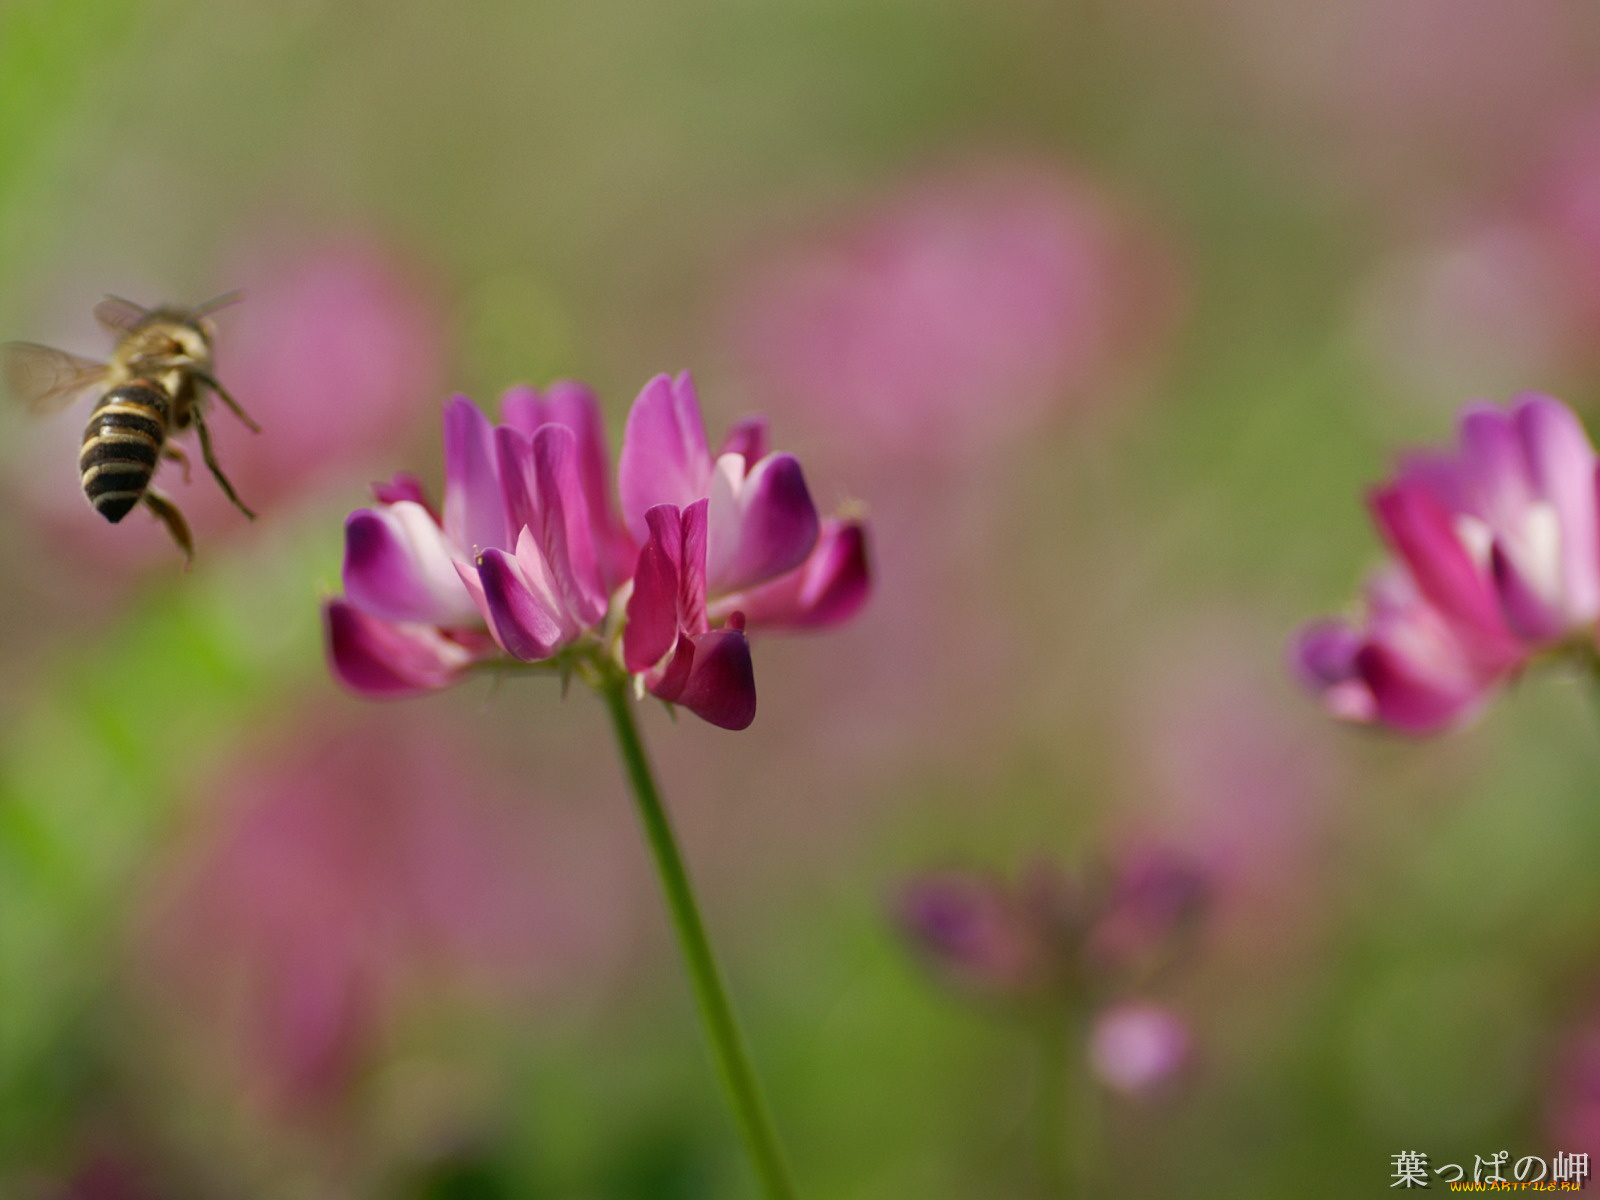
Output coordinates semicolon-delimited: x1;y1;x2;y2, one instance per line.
494;424;539;549
1290;620;1377;723
324;601;478;697
442;396;509;555
475;537;569;661
719;416;769;467
1369;479;1509;646
498;383;548;437
723;518;871;629
342;503;477;626
1516;392;1600;621
624;504;686;673
1456;402;1534;527
705;452;820;596
371;471;435;517
532;424;607;626
545;380;635;588
1354;639;1489;735
1491;538;1566;642
618;372;713;541
649;627;757;731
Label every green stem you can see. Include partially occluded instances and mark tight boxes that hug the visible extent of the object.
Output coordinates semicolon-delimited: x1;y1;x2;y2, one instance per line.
1036;1013;1069;1198
600;673;800;1200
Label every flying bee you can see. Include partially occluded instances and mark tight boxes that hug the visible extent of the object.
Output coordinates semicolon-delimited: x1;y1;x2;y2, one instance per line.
1;292;258;563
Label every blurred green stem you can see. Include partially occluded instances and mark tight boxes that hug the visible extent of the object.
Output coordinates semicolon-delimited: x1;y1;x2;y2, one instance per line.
1037;1013;1070;1197
1039;1008;1101;1200
600;673;800;1200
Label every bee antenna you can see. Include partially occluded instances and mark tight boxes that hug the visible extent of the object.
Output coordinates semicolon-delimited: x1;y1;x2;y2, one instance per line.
194;289;244;316
102;294;149;315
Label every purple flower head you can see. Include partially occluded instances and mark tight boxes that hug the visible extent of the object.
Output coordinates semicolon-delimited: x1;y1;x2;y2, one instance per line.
326;373;871;729
1085;843;1210;975
1293;392;1600;733
897;844;1210;1005
895;870;1061;998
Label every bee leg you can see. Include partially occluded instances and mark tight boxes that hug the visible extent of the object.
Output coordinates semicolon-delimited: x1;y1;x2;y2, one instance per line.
191;405;257;520
195;371;261;433
143;487;194;569
162;443;192;484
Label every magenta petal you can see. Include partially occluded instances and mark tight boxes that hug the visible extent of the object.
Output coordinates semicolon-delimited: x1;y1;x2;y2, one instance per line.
1355;641;1489;735
324;601;473;697
706;453;821;595
729;518;871;629
371;471;434;517
1369;481;1506;641
476;546;567;661
1457;404;1533;524
618;372;713;542
624;505;686;673
494;424;538;547
532;424;606;626
1290;620;1375;723
680;498;710;635
1517;393;1600;619
498;383;548;437
342;505;475;626
719;417;769;468
654;628;757;731
543;380;636;590
1292;620;1361;688
443;396;509;555
1491;541;1566;641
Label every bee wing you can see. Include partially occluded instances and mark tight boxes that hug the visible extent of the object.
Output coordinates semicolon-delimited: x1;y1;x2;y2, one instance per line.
0;342;109;413
93;295;149;335
193;289;243;317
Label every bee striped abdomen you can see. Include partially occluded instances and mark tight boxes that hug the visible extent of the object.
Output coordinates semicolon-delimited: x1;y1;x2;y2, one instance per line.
80;382;169;522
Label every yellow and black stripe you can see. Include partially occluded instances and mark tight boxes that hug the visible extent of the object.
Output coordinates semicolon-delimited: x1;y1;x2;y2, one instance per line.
79;382;170;522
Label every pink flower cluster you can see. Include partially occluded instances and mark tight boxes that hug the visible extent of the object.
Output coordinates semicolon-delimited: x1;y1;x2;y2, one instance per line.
896;845;1208;1096
325;373;869;729
1295;393;1600;733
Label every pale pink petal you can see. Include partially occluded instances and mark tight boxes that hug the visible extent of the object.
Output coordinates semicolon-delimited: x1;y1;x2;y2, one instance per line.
442;397;509;555
618;372;713;541
532;424;606;626
1516;392;1600;621
342;503;478;627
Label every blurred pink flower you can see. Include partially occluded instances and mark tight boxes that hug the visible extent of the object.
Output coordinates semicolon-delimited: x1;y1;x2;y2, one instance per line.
328;373;871;730
896;868;1065;998
1294;393;1600;733
22;232;447;569
1084;843;1209;976
732;161;1181;468
1088;1001;1191;1097
137;710;635;1119
897;845;1209;1002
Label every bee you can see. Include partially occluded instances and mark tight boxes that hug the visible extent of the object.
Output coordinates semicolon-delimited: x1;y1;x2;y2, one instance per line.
1;293;258;563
